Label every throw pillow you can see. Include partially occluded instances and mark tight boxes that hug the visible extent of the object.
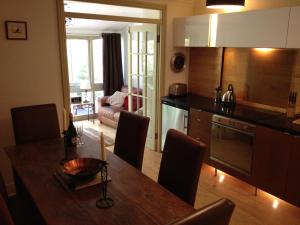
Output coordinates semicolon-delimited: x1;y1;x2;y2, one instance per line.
123;96;129;110
122;96;143;111
106;91;127;107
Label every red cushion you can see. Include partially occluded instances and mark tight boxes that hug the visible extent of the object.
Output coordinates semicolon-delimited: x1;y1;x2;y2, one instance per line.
123;96;129;110
123;96;142;111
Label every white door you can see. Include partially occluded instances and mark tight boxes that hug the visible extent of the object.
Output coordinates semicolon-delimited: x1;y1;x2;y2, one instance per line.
128;24;158;150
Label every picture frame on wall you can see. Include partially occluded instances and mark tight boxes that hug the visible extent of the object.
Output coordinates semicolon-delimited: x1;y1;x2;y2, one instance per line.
5;21;27;40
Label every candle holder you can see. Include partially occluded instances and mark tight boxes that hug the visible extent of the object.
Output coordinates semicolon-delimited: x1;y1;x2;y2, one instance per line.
96;162;114;208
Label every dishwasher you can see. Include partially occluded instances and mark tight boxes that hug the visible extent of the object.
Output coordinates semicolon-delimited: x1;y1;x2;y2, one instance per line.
161;101;188;151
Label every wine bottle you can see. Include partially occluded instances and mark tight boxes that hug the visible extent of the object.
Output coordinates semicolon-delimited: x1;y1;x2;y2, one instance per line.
65;113;77;147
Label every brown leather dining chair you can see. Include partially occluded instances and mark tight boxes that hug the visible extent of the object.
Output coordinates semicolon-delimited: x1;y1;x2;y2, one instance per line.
166;198;235;225
158;129;206;206
0;172;8;204
0;172;14;225
11;104;60;144
0;194;14;225
0;172;44;225
114;111;150;171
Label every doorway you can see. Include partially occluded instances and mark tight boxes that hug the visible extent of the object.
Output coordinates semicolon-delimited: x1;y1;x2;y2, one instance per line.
58;0;165;151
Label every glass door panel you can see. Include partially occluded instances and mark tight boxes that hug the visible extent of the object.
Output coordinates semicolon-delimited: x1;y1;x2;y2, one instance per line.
128;24;157;150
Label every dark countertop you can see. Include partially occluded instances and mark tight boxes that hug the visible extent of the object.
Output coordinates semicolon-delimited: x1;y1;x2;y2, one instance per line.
161;94;300;136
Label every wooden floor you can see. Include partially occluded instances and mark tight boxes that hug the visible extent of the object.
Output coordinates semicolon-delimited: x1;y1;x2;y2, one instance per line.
82;120;300;225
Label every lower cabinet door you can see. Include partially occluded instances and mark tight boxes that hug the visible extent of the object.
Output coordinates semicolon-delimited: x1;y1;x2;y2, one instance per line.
188;108;212;161
252;126;291;198
284;136;300;207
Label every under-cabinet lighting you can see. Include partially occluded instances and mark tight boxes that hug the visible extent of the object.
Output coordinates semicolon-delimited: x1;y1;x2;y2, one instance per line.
219;174;225;183
254;48;275;53
184;38;190;46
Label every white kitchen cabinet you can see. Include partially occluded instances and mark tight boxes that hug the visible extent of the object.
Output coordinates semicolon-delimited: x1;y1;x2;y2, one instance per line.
173;15;210;47
287;7;300;48
216;7;290;48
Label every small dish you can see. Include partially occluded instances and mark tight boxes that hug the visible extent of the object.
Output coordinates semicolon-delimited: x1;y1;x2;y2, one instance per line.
63;158;104;179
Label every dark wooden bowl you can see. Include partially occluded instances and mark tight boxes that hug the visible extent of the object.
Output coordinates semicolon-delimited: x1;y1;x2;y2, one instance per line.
63;158;104;179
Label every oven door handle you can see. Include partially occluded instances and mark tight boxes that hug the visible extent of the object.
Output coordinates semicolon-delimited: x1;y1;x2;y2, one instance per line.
184;115;188;129
212;122;255;137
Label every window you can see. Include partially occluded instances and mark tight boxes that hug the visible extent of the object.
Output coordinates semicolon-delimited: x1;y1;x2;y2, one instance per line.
92;39;103;84
67;39;89;84
67;37;103;118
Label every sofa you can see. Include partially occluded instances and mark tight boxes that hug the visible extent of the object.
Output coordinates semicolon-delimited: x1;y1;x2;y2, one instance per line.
98;86;142;128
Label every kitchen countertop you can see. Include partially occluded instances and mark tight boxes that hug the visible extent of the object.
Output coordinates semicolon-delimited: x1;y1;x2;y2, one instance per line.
162;94;300;136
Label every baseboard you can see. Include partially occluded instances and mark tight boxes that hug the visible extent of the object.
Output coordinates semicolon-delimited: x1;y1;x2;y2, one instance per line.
6;182;16;197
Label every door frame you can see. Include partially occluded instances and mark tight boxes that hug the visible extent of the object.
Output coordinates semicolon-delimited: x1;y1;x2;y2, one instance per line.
56;0;166;151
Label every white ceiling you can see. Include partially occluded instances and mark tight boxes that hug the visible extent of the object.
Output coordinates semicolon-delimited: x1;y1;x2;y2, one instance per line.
66;18;133;34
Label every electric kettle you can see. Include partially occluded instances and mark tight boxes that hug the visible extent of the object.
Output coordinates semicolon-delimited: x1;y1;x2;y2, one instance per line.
221;84;236;106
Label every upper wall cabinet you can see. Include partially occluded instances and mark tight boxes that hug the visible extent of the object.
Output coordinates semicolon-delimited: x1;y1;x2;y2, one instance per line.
287;7;300;48
173;15;210;47
216;8;290;48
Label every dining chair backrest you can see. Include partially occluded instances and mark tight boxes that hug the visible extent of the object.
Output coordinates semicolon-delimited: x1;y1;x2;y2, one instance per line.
0;191;14;225
158;129;206;206
114;111;150;170
11;104;60;144
0;172;8;203
166;198;235;225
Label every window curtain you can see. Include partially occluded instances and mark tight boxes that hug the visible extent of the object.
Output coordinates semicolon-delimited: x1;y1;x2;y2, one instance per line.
102;33;124;96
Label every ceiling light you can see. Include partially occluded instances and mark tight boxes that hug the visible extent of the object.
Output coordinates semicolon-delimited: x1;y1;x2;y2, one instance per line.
65;17;75;27
206;0;245;9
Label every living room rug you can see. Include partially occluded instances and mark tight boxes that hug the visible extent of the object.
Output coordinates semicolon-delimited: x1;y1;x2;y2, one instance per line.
84;127;115;147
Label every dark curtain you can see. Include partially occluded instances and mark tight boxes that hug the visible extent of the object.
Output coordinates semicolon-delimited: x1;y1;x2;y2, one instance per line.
102;33;124;96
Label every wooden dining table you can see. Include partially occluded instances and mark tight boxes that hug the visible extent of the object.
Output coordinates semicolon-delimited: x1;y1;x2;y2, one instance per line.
4;133;195;225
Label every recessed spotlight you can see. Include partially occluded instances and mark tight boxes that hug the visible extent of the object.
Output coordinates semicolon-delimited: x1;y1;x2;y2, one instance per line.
272;199;279;209
219;174;225;183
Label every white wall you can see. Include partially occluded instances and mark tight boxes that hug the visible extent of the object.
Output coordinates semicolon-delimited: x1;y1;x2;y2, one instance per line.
0;0;64;193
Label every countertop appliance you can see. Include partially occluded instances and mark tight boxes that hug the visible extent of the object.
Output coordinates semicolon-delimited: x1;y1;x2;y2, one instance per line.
169;83;187;97
161;101;188;151
210;114;256;175
221;84;236;106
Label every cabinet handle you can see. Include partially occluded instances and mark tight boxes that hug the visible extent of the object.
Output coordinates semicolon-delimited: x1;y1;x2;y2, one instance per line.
197;118;201;122
195;137;201;141
184;115;188;129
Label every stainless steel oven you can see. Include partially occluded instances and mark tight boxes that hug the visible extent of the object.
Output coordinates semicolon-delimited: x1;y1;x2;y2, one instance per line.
210;115;256;175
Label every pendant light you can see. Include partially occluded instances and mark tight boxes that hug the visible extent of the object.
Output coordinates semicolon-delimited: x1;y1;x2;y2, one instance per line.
206;0;245;9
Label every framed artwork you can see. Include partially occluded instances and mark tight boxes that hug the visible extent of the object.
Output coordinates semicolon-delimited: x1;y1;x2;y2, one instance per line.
5;21;27;40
